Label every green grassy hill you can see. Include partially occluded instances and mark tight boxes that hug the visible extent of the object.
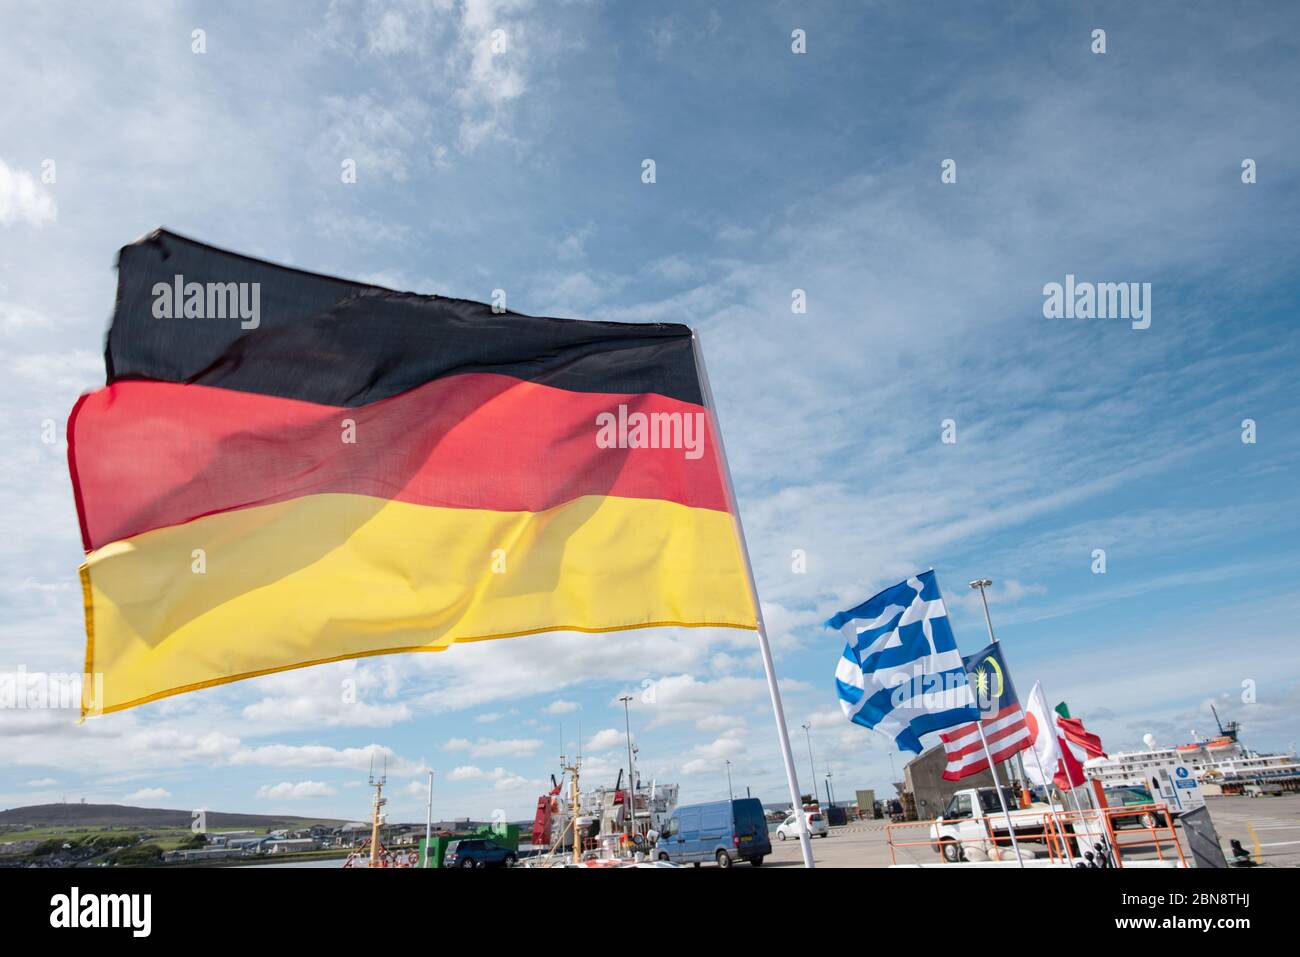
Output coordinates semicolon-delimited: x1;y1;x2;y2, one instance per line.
0;803;343;831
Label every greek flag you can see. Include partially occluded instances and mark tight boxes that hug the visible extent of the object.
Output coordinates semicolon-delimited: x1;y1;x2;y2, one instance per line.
829;570;980;753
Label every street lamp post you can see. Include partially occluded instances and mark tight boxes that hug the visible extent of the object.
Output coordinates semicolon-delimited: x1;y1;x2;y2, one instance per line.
725;760;734;801
969;578;997;644
619;694;636;841
423;768;433;868
967;577;1026;866
800;722;817;807
969;575;1030;794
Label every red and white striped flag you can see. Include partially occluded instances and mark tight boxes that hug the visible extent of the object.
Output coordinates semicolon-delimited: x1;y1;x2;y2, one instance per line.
940;701;1032;781
940;642;1032;781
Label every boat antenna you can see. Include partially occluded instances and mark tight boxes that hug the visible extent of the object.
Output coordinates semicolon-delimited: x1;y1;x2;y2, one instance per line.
1211;703;1226;736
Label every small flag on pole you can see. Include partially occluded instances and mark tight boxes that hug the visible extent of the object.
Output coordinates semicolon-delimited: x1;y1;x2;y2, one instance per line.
1024;682;1090;790
829;570;980;753
939;642;1031;781
1055;702;1107;761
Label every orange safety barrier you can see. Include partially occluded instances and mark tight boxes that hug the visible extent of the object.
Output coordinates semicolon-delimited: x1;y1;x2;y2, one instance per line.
885;802;1187;867
1043;802;1186;869
885;816;1034;865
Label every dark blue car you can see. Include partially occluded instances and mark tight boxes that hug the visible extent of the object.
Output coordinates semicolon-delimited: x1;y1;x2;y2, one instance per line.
444;838;517;868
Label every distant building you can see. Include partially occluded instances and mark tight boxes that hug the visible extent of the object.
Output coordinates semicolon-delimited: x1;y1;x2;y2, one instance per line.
163;847;246;863
904;744;1000;821
265;838;317;854
228;837;269;852
208;829;255;844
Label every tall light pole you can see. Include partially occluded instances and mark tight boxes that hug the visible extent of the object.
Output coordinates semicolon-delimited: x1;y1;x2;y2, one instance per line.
968;577;1026;866
725;760;734;801
619;694;636;840
423;768;433;868
825;770;835;807
969;578;997;644
970;576;1026;792
800;722;817;807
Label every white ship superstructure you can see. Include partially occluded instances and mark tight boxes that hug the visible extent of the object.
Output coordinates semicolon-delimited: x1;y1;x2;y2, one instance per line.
1085;714;1299;792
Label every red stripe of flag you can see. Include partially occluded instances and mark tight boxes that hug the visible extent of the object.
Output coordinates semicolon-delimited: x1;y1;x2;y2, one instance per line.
940;703;1032;782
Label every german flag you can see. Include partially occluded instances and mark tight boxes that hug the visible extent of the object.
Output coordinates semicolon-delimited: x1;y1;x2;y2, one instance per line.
69;230;757;717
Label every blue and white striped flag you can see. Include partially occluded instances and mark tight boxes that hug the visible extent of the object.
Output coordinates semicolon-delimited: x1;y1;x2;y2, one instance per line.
828;570;980;753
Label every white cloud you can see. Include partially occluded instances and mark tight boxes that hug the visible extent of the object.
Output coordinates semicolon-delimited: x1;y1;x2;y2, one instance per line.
631;674;811;729
124;787;172;802
255;781;337;800
320;0;556;155
231;743;421;776
442;764;535;791
0;301;50;334
26;777;56;787
443;736;542;758
555;224;595;261
414;628;758;716
545;699;579;714
0;159;56;227
317;94;424;183
585;728;631;753
239;661;412;731
366;8;416;54
447;765;484;781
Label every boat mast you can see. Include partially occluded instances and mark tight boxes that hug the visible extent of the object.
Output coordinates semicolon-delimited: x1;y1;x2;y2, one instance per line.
368;756;387;867
565;758;581;865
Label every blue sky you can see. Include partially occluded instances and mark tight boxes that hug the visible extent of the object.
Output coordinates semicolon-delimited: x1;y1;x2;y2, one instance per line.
1;1;1297;823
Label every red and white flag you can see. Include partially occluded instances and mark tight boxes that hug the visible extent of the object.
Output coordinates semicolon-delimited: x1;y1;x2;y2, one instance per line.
1023;681;1086;790
1019;686;1102;790
940;642;1031;781
940;702;1031;782
1057;713;1106;762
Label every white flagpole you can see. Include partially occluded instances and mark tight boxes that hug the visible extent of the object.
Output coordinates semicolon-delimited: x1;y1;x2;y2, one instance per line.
692;332;815;868
1030;682;1097;858
966;579;1027;866
1026;742;1074;864
1061;781;1098;861
969;578;1028;802
424;768;433;868
975;724;1026;867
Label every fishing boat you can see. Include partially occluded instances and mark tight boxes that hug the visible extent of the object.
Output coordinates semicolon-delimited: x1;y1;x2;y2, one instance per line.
341;761;419;868
522;749;680;867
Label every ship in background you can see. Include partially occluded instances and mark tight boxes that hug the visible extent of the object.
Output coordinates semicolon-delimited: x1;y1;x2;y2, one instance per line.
1085;705;1300;794
531;768;679;852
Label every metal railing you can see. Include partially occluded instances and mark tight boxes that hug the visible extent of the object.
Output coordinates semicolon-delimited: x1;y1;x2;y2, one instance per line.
1043;802;1186;868
885;802;1187;867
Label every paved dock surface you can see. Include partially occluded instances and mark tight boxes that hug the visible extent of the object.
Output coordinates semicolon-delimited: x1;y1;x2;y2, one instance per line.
755;795;1300;868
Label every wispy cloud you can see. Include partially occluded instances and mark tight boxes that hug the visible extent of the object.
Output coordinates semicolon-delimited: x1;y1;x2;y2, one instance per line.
0;159;56;226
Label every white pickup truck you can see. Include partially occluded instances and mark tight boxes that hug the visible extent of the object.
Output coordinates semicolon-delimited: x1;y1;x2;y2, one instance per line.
928;786;1067;862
